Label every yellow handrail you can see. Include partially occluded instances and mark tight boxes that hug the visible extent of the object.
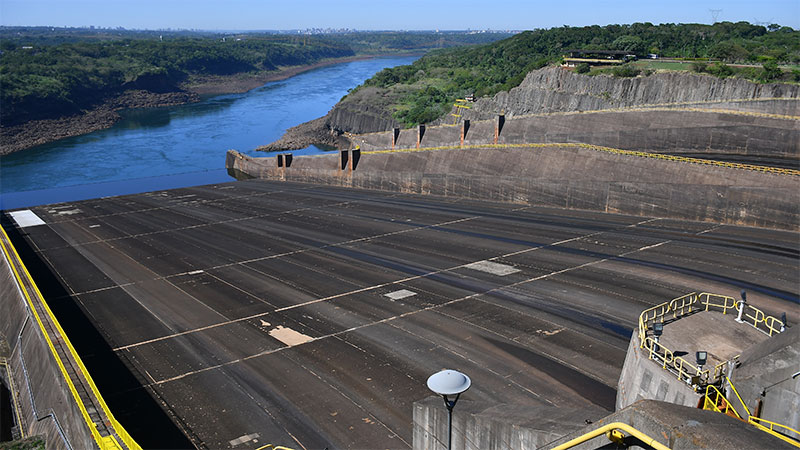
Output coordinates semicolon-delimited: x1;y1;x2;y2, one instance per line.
725;376;752;418
641;336;710;386
703;385;741;419
1;225;141;450
550;421;671;450
637;292;784;386
749;417;800;448
702;377;800;448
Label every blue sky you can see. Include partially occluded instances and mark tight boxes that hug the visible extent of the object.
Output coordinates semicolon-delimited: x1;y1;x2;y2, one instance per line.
1;0;797;31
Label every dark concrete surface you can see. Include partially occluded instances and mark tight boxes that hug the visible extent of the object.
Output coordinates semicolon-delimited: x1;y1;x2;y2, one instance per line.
4;179;799;449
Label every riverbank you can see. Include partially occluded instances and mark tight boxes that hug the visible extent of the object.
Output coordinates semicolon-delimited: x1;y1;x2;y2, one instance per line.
0;54;414;156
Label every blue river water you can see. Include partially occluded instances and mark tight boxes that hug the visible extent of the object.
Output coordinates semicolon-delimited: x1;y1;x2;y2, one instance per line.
0;56;417;210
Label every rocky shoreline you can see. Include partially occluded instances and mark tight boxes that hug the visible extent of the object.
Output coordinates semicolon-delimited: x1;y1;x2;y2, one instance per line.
0;90;198;155
0;54;395;156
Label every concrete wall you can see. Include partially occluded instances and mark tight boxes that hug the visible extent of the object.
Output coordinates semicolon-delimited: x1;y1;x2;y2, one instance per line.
227;142;800;230
412;396;792;450
616;333;701;411
412;396;607;450
360;109;799;166
729;326;800;439
0;236;94;449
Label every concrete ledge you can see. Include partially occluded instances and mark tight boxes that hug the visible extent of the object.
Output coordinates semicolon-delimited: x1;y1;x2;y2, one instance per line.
227;146;800;230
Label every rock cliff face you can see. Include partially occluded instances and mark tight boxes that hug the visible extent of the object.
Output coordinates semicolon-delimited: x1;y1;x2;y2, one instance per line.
257;86;400;152
460;67;799;120
262;65;800;152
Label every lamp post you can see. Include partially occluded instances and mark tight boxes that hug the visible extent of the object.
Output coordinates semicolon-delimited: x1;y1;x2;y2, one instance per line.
427;369;471;450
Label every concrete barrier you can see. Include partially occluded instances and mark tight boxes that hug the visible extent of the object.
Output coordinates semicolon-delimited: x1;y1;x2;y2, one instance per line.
412;395;791;449
0;229;94;449
412;396;607;450
226;142;799;230
616;332;699;411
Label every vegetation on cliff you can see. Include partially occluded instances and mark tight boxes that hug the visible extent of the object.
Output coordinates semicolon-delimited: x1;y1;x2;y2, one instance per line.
355;22;800;126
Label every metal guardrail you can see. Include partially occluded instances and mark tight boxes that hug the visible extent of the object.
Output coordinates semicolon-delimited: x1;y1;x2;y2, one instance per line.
750;417;800;448
702;377;800;448
0;225;142;450
703;384;741;419
550;421;671;450
637;292;784;387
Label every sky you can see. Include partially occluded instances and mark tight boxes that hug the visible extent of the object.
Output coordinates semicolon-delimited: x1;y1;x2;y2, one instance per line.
1;0;798;31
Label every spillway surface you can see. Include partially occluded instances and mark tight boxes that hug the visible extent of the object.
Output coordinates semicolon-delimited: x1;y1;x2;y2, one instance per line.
7;179;798;449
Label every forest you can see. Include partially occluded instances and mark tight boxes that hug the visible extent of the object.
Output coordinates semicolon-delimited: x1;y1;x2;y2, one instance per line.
0;29;510;126
358;22;800;126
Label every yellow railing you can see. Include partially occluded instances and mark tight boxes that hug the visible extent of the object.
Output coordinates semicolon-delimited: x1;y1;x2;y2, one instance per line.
703;385;741;419
550;421;671;450
641;336;710;386
702;377;800;448
0;225;142;450
637;292;784;386
750;417;800;448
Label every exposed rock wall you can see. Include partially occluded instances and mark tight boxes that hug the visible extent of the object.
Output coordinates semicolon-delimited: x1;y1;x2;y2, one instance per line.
257;86;399;152
461;67;800;120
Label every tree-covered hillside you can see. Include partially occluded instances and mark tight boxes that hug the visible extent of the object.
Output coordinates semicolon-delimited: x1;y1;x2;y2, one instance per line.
358;22;799;126
0;29;511;127
0;37;354;125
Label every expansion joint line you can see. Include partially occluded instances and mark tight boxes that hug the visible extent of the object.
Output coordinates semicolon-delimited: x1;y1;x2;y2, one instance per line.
142;217;660;385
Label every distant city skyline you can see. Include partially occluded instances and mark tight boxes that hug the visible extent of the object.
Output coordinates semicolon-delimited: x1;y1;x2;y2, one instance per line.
1;0;798;31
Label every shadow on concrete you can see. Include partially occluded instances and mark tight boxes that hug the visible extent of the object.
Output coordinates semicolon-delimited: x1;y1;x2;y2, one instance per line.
483;336;617;411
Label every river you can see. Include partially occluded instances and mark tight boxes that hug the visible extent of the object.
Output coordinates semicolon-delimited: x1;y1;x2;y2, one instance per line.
0;56;417;210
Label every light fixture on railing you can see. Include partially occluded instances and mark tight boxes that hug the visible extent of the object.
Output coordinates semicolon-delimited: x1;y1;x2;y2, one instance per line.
735;290;747;323
696;351;707;372
653;322;663;344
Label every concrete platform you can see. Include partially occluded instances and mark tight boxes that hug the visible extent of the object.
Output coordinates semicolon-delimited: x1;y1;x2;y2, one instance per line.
3;179;798;449
658;310;770;372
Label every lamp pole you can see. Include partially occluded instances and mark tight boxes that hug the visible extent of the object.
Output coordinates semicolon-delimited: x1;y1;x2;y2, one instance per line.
427;369;471;450
442;393;460;450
